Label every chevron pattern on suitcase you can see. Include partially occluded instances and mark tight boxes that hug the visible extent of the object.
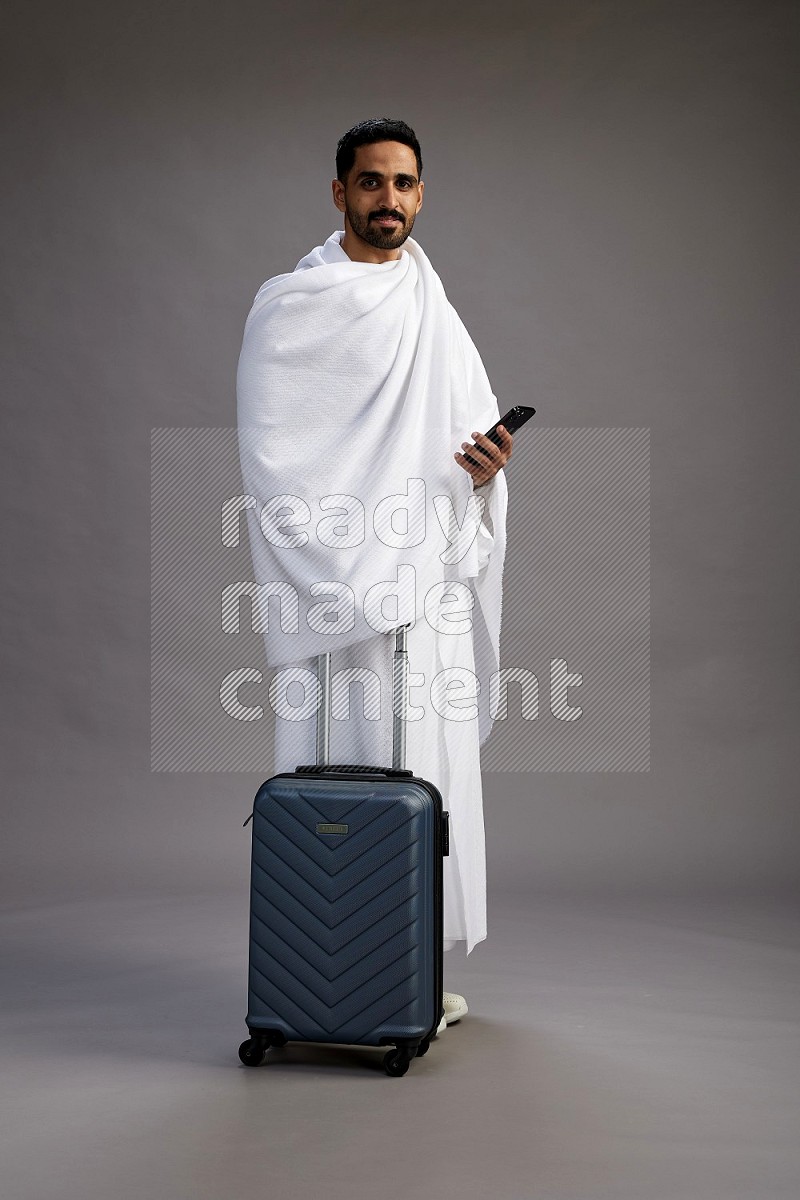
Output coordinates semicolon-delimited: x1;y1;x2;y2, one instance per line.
247;777;436;1043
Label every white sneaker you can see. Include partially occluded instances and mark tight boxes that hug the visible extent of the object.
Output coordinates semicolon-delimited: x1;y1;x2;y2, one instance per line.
435;1014;446;1036
442;991;468;1024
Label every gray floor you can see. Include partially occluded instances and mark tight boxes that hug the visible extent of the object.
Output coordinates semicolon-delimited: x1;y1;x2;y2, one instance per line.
2;889;799;1200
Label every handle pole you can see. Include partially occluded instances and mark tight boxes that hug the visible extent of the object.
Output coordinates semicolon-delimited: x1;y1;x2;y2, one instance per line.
392;625;409;771
315;652;331;767
316;627;409;771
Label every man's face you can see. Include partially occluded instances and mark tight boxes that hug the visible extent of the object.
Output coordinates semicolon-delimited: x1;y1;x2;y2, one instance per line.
332;141;424;254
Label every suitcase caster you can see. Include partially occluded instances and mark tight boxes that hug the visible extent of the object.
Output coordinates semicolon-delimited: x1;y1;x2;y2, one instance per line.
416;1038;431;1058
238;1038;267;1067
383;1048;414;1077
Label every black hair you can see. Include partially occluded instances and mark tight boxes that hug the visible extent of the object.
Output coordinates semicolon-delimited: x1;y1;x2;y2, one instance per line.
335;118;423;183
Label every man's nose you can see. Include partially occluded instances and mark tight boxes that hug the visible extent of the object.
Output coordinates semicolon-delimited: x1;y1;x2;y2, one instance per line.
378;183;400;209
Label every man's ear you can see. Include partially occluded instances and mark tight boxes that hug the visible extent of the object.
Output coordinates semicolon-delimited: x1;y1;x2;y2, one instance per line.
332;178;346;214
416;179;424;213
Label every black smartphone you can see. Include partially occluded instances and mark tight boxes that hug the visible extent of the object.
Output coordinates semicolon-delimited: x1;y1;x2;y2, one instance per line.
463;405;536;466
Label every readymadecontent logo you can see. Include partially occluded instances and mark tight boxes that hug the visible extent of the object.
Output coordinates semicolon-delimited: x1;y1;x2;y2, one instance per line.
218;480;584;726
150;428;649;772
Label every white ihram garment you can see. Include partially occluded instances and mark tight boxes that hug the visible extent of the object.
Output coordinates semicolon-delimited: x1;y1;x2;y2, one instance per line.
237;231;507;953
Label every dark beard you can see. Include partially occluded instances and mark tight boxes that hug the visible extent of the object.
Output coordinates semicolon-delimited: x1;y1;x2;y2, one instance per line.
346;205;415;251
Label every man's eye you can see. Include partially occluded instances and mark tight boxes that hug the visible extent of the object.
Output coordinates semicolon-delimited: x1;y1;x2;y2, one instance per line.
362;179;378;187
398;180;412;189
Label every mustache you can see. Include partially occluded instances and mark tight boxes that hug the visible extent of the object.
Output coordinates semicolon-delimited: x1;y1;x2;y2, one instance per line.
369;210;405;223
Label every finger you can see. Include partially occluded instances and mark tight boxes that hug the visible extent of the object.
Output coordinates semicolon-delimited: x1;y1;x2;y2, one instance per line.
454;450;477;474
454;450;491;483
470;431;503;462
480;426;512;461
455;448;483;473
459;443;483;468
475;426;511;466
495;424;514;455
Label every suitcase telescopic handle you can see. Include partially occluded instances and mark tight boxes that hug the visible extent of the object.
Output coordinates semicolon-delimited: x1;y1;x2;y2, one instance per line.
294;764;413;778
391;624;409;772
312;625;410;772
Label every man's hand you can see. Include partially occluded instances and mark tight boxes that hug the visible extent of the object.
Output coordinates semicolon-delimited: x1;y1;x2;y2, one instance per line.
454;425;513;487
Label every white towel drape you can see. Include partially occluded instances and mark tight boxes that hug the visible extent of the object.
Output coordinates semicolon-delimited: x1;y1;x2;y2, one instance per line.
237;231;508;951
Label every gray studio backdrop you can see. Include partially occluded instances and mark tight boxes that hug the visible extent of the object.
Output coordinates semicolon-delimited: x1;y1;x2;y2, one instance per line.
2;0;797;905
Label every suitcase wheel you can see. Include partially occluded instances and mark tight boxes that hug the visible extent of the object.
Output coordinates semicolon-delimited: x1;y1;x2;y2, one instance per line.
238;1038;267;1067
383;1048;413;1077
416;1038;431;1058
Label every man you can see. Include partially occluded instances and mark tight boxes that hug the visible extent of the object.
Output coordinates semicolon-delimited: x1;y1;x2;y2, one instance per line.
237;118;512;1031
